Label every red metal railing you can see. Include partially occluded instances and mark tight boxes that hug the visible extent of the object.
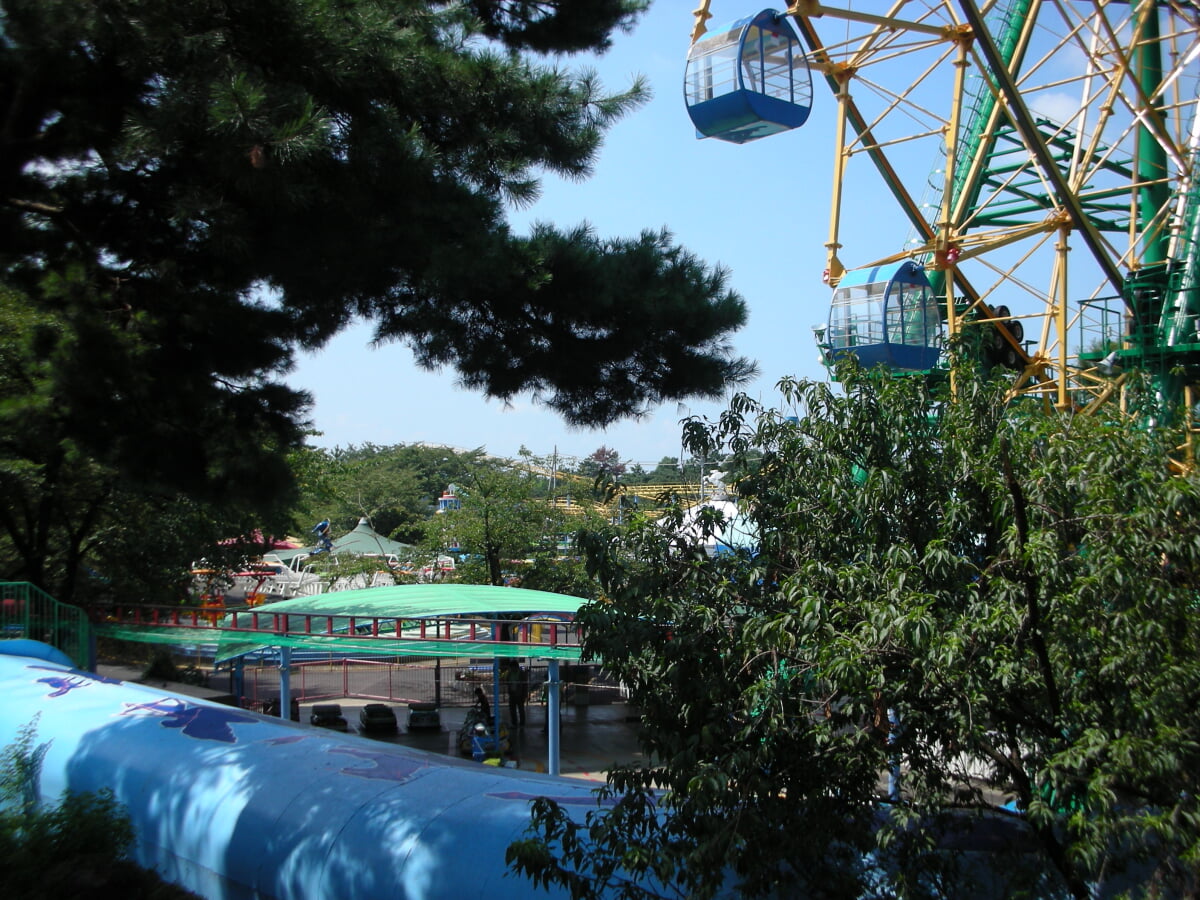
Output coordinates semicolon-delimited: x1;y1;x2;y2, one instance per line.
96;603;582;650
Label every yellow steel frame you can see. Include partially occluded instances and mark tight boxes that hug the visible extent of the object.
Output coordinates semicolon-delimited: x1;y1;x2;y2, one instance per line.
682;1;1200;477
686;2;1200;434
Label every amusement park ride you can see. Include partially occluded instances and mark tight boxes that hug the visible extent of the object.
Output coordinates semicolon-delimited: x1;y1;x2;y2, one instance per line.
9;12;1200;899
686;1;1200;463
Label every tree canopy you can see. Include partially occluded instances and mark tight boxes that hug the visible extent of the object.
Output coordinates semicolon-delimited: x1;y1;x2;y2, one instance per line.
0;0;753;501
290;442;487;545
0;285;280;605
513;364;1200;899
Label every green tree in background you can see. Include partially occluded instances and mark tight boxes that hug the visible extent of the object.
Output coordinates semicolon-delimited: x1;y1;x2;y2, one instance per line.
425;464;572;586
290;443;486;546
578;446;626;480
285;445;605;595
0;287;279;605
512;364;1200;899
620;454;709;487
0;0;753;508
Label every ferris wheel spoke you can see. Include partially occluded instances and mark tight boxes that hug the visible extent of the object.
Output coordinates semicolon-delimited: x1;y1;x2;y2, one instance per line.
959;0;1127;293
687;2;1198;438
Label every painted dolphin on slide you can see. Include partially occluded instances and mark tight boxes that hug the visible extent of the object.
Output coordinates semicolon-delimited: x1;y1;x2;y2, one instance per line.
0;644;612;900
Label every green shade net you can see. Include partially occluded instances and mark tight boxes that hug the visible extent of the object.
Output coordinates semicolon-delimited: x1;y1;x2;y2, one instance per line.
99;584;590;663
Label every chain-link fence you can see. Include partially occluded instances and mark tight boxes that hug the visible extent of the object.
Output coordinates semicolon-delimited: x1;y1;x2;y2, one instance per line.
219;656;624;710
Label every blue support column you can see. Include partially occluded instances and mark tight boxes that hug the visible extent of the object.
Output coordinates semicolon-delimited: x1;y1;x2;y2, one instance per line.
278;647;292;720
547;659;561;776
232;656;245;706
492;658;502;745
887;707;901;801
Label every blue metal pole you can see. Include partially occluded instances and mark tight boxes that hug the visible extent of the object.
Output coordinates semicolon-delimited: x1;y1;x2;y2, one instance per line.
278;646;292;719
547;659;560;776
887;707;901;802
232;656;245;706
492;657;502;748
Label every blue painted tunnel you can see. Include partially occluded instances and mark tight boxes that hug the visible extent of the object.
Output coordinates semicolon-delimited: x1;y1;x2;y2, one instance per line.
0;643;614;900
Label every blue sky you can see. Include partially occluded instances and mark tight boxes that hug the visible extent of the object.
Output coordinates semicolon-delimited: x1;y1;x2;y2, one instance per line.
287;4;907;470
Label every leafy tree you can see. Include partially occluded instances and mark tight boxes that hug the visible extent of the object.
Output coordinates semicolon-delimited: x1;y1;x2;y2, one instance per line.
316;447;424;541
290;443;487;545
425;464;571;586
85;492;274;607
374;444;489;504
579;445;626;480
285;446;350;540
621;455;705;486
512;363;1200;899
0;287;275;606
0;288;111;599
516;551;603;601
0;719;200;898
1;0;753;504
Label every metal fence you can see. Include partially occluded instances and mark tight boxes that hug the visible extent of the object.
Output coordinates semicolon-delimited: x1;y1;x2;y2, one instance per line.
224;657;622;710
0;582;92;667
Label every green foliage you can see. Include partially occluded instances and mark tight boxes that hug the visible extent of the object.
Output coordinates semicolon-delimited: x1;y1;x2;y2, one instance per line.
291;443;486;544
284;444;606;595
512;363;1200;899
467;1;648;53
1;0;751;501
425;464;571;585
0;287;280;606
578;446;626;480
0;718;198;899
617;456;714;487
0;718;50;819
301;551;402;591
516;553;603;601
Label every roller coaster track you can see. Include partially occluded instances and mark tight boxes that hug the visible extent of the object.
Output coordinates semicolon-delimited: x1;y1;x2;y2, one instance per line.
518;459;710;515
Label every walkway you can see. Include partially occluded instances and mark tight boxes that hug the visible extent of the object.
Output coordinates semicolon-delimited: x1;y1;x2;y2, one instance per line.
327;697;645;782
97;661;645;782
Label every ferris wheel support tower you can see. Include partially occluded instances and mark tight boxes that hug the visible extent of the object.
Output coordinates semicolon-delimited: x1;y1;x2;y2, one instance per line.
688;1;1200;462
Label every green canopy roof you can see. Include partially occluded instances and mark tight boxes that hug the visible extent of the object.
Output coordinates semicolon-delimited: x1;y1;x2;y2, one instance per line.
98;584;591;663
248;583;585;618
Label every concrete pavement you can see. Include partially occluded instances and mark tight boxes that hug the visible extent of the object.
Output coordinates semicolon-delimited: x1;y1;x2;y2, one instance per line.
96;660;646;782
322;696;646;781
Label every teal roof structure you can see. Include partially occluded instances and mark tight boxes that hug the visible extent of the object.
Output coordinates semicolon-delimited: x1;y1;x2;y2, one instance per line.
330;518;412;556
99;584;591;664
248;583;584;618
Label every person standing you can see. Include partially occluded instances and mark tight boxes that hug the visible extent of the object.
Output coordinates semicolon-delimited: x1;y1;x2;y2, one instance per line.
503;658;528;728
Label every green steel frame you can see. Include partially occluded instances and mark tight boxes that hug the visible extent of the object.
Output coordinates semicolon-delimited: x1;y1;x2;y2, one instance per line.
0;582;92;668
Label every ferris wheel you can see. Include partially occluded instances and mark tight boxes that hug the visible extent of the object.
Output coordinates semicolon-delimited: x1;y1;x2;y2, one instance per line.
686;1;1200;457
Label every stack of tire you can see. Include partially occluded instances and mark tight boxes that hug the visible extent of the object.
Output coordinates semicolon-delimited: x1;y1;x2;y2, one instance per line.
987;304;1024;370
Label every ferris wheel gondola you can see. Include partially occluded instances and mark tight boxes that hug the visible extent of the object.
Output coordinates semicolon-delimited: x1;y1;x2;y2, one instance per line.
824;260;943;372
685;8;813;143
688;1;1200;459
